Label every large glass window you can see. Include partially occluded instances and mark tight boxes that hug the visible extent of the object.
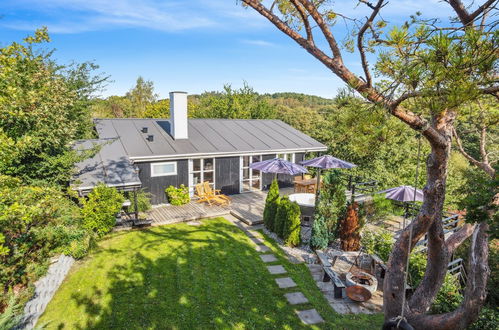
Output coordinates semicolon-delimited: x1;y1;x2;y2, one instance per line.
241;155;262;192
151;162;177;177
190;158;215;190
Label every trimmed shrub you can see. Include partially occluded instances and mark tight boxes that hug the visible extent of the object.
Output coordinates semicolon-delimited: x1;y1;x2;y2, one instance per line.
81;184;124;236
310;215;329;250
283;201;301;247
310;170;346;249
165;184;190;205
275;196;290;239
263;178;280;231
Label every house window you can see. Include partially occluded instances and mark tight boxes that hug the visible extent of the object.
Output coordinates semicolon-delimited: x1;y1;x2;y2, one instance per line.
190;158;215;192
151;162;177;177
241;155;262;192
277;153;295;162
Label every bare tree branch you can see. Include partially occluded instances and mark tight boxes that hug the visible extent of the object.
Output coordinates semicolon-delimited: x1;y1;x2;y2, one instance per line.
357;0;385;87
447;0;498;26
289;0;314;44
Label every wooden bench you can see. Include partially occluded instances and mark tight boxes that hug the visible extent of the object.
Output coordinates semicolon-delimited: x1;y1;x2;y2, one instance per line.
316;250;331;267
323;266;345;299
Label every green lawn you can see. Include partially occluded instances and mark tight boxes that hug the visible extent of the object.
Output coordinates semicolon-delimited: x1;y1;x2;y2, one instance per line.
39;218;382;329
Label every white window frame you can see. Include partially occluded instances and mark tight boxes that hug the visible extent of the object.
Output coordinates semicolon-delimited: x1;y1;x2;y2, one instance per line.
276;153;295;163
188;158;216;196
240;155;263;193
150;161;177;177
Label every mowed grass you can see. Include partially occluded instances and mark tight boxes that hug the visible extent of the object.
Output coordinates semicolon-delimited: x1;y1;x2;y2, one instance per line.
39;218;382;329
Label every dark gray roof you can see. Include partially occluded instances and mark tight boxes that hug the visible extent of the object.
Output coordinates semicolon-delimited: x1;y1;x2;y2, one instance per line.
94;118;327;161
72;138;141;195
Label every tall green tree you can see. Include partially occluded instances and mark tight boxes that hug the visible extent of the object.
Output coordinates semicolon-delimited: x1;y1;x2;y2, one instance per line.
126;76;157;117
0;28;105;185
242;1;498;327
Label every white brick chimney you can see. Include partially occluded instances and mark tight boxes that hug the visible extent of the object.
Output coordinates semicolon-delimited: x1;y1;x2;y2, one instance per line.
169;91;188;140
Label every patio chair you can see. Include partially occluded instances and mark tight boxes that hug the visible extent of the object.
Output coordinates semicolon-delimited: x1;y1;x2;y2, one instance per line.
195;183;226;206
203;181;231;205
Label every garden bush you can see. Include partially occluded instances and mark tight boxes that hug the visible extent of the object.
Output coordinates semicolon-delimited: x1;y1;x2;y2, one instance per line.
361;229;395;262
128;189;152;213
81;184;124;236
0;175;87;310
274;196;290;239
283;201;301;247
263;179;280;231
310;170;347;249
165;184;190;205
468;307;499;330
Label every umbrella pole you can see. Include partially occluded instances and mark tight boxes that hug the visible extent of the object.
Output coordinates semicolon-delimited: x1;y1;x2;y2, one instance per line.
315;168;321;200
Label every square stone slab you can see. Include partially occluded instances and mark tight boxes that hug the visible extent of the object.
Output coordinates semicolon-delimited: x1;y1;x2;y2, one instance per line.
295;309;324;325
249;237;265;244
275;277;297;288
284;292;309;305
259;254;278;263
255;244;270;252
267;265;287;274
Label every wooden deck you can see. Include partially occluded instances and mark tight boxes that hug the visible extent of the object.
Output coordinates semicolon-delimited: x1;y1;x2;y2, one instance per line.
147;187;295;227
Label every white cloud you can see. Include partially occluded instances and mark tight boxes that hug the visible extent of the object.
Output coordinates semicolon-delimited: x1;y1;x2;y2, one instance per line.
0;0;218;33
241;39;275;47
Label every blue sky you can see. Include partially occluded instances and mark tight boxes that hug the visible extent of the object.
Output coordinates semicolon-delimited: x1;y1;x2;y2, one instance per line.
0;0;453;98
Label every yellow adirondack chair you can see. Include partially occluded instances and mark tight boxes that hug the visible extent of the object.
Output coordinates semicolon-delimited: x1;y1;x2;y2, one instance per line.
195;183;225;206
203;181;231;205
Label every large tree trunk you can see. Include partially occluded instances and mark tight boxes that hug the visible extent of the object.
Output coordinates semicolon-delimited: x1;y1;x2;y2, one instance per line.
383;112;489;329
383;133;452;318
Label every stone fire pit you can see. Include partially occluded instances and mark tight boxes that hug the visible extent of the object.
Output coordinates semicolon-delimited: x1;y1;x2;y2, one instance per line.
345;271;378;294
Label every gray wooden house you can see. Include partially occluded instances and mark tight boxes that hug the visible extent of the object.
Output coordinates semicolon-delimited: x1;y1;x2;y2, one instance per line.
73;92;327;205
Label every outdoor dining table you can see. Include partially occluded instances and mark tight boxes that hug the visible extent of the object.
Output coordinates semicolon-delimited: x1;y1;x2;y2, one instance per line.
293;178;318;193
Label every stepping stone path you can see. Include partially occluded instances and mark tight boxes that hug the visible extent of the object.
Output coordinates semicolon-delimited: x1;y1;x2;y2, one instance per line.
284;292;309;305
232;218;324;325
295;309;325;325
275;277;297;288
259;254;277;263
267;265;287;274
255;244;270;252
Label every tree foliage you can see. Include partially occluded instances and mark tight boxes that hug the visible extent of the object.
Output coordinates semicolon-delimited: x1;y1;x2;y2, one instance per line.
81;184;124;236
0;28;105;185
283;201;301;247
263;179;280;231
274;196;290;239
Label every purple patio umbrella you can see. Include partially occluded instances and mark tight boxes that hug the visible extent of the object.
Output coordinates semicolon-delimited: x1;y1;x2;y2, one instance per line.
379;185;423;202
249;158;308;176
300;155;357;169
300;155;357;198
379;185;424;226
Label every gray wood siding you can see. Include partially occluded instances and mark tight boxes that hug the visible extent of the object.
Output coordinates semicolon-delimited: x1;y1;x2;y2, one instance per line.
215;156;240;195
137;159;188;205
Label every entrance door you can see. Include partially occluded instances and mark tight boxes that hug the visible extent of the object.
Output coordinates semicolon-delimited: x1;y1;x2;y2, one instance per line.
240;155;262;192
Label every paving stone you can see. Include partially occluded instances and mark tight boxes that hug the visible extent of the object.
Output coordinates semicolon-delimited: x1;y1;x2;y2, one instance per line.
259;254;278;263
249;236;265;244
267;265;287;274
315;280;334;292
275;277;297;288
329;302;352;314
295;309;324;325
284;292;309;305
186;220;201;226
255;244;270;252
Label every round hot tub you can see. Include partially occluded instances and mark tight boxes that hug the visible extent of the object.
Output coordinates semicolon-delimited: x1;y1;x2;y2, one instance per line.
289;193;315;226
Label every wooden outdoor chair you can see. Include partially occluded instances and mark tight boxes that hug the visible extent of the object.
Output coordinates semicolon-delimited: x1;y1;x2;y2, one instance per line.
195;183;226;206
203;181;231;205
